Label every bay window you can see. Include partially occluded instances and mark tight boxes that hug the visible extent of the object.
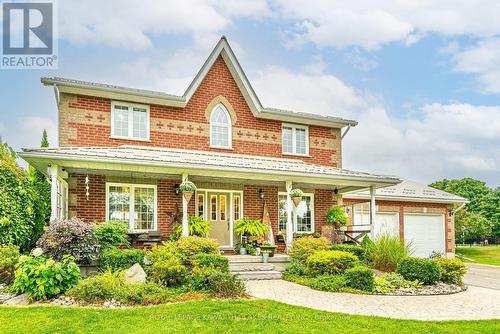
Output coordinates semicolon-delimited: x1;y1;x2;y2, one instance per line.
107;183;156;231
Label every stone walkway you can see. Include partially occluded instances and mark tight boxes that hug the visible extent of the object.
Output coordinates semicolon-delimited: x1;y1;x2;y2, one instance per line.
246;279;500;320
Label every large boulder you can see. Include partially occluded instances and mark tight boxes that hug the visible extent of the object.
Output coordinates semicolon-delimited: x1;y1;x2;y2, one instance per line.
3;293;29;306
123;263;147;284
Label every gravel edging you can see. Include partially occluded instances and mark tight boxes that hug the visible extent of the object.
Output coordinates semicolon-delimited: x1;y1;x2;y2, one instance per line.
377;283;467;296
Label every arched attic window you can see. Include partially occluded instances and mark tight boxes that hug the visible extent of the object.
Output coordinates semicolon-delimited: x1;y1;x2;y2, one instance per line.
210;104;232;148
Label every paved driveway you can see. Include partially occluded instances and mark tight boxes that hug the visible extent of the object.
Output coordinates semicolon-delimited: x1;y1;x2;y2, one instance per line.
246;280;500;320
465;263;500;290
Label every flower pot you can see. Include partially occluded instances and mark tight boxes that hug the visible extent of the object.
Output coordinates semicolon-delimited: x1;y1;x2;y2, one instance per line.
262;252;270;263
292;197;302;207
239;247;247;255
183;191;193;203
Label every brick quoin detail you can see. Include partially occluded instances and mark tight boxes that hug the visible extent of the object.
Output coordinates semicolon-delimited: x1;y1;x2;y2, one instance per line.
58;56;341;167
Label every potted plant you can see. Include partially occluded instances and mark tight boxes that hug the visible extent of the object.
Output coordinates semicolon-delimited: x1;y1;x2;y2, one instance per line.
179;180;196;203
261;249;271;263
235;218;268;255
260;242;278;257
235;242;247;255
325;206;348;229
290;188;304;207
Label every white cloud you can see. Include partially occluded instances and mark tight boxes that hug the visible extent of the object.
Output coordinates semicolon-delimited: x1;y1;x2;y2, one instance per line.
274;1;500;50
452;38;500;94
59;0;271;50
0;116;57;151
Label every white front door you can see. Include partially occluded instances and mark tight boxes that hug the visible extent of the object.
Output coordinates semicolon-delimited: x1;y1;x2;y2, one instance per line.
404;214;445;258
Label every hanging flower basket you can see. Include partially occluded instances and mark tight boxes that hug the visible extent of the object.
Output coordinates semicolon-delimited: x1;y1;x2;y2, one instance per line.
290;188;304;207
179;180;196;203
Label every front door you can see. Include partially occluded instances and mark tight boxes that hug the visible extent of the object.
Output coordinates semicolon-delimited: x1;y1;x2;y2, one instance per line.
208;192;231;246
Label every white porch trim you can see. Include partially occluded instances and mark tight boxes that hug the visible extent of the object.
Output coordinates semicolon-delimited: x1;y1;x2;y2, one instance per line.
181;173;189;237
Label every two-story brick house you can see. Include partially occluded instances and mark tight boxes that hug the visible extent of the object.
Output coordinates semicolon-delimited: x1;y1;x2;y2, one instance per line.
20;37;466;257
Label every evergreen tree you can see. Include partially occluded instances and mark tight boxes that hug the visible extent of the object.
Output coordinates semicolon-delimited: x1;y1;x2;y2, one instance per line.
41;129;49;148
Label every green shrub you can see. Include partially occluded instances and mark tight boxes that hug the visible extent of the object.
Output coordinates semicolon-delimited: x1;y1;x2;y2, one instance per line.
235;218;268;238
150;256;187;287
434;258;467;285
192;253;228;272
94;221;130;249
365;234;411;272
175;236;220;260
330;244;365;260
285;258;308;276
373;276;396;294
98;248;145;272
345;266;374;291
36;218;100;265
325;207;347;227
397;257;441;285
188;267;245;298
0;142;48;252
381;272;421;288
0;244;19;284
306;250;358;276
11;254;80;301
174;215;210;239
309;274;347;292
290;237;330;262
66;271;188;305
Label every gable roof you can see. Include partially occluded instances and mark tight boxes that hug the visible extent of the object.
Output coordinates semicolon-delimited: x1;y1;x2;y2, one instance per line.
41;36;357;129
344;179;468;204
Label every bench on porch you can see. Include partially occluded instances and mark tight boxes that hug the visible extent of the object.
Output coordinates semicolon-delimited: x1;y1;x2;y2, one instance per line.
344;224;372;244
127;230;163;247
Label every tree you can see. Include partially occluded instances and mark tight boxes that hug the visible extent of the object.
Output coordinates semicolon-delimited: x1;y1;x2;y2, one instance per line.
455;209;493;243
40;129;49;148
479;188;500;237
430;178;491;212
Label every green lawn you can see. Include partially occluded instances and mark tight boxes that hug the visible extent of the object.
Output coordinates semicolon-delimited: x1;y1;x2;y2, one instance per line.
456;245;500;266
0;300;498;334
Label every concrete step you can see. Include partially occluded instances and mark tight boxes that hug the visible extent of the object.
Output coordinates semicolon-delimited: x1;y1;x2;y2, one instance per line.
235;270;282;280
229;263;276;272
225;254;291;264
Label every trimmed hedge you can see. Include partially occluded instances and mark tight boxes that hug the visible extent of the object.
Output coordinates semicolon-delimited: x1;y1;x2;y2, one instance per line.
98;248;145;272
309;274;347;292
192;253;228;272
290;237;330;262
331;244;365;260
306;250;358;276
433;257;467;285
397;257;441;285
345;266;374;291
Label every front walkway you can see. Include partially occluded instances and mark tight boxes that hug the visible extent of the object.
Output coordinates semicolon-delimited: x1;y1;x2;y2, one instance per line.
246;279;500;320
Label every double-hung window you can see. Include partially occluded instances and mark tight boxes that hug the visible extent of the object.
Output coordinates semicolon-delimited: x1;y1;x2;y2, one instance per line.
111;102;150;140
278;192;314;233
107;183;156;231
282;124;309;155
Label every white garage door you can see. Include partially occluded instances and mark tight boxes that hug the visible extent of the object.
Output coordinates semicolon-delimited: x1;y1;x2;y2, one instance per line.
353;212;399;239
404;214;445;258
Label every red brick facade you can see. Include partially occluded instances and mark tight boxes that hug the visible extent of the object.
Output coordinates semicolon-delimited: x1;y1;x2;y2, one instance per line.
58;56;341;167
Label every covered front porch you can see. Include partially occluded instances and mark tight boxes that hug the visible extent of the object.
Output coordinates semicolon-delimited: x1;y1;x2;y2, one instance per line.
19;145;401;251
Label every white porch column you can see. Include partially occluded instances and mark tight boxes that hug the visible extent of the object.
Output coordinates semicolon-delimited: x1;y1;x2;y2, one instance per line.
49;165;59;222
181;173;189;237
369;186;376;238
286;181;293;250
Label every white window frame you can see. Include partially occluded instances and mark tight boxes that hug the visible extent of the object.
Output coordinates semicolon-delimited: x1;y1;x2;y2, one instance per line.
56;178;68;220
278;192;315;233
209;104;232;149
105;182;157;232
282;123;309;156
110;101;151;141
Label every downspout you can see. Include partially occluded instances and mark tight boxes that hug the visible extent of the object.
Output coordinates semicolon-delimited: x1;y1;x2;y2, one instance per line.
53;84;60;105
341;125;352;140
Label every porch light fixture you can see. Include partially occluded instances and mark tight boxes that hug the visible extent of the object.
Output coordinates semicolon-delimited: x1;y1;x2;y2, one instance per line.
258;189;265;199
448;208;455;217
174;184;180;196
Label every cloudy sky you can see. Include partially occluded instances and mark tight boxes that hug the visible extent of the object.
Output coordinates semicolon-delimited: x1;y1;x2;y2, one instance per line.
1;0;499;186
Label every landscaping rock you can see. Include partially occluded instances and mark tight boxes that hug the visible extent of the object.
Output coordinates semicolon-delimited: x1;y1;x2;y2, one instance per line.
123;263;147;284
3;293;29;306
386;283;467;296
0;291;15;304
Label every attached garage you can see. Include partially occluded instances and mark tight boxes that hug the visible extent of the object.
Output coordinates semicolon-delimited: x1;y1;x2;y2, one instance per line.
404;214;445;258
353;210;399;239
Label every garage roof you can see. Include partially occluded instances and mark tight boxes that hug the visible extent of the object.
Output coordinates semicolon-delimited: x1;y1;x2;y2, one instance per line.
344;179;468;204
